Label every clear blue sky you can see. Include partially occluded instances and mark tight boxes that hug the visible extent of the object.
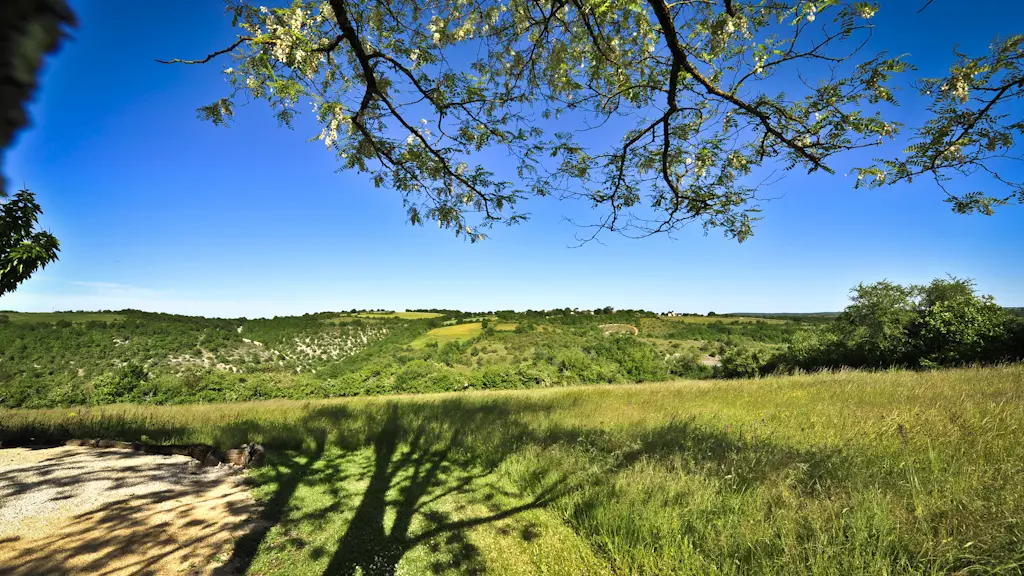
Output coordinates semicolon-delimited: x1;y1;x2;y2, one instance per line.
2;1;1021;318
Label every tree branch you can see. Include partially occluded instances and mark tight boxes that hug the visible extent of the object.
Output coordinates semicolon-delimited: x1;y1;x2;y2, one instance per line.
156;38;249;65
647;0;829;172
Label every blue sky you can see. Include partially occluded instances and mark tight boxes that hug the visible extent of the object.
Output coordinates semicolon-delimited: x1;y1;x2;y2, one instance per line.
1;0;1021;318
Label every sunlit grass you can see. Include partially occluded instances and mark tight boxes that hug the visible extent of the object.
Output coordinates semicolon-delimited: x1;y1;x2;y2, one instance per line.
357;311;445;319
411;323;484;348
3;366;1023;574
663;315;786;324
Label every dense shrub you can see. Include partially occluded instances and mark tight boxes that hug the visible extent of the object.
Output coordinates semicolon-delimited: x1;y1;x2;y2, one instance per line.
556;350;622;384
92;362;149;404
666;349;713;379
719;347;768;378
474;365;555;390
393;360;467;393
767;277;1022;375
591;335;668;382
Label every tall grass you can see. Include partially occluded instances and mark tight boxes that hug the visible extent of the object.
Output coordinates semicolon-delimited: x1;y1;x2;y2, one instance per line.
3;366;1023;574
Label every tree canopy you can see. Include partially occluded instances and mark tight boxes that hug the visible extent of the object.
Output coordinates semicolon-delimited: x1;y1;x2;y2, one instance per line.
164;0;1022;242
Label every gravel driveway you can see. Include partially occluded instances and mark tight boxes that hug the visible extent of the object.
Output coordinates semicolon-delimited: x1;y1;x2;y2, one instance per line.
0;446;257;575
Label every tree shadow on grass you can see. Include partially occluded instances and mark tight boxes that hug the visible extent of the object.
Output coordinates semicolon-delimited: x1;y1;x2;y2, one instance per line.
2;393;863;575
321;405;565;575
215;400;569;575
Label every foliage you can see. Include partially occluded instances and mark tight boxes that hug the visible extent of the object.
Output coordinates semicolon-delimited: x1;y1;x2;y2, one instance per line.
92;362;149;405
162;1;1021;243
858;34;1024;214
588;334;668;382
830;279;920;366
769;276;1021;373
393;359;467;393
0;189;60;297
717;345;765;378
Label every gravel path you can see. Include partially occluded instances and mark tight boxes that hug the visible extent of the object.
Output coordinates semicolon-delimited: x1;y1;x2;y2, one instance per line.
0;446;257;575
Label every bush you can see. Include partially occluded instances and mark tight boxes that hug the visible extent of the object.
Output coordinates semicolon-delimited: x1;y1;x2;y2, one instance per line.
556;350;622;384
43;379;91;407
788;277;1021;371
592;336;668;382
474;365;555;390
92;361;149;404
667;349;712;379
393;360;467;393
719;346;767;378
436;341;465;366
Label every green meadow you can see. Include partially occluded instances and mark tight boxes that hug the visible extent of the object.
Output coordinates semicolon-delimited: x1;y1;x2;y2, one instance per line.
664;315;787;324
354;312;445;320
4;366;1023;575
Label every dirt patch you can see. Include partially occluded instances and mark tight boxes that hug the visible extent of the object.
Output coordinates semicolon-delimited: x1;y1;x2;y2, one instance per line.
600;323;639;336
0;446;257;575
700;355;722;366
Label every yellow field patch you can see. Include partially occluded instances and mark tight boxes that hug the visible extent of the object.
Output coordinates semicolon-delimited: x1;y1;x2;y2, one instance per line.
411;322;483;348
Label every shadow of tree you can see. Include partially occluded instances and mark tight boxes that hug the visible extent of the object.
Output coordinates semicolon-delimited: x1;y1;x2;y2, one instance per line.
1;394;859;575
215;400;569;575
320;405;566;575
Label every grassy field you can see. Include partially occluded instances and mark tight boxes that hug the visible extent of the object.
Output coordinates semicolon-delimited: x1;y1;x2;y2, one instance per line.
347;311;444;320
3;366;1023;574
664;315;786;324
600;323;638;335
0;311;126;323
411;322;484;348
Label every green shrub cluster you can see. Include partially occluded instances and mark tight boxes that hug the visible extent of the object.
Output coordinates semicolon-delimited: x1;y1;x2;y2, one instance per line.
753;277;1024;375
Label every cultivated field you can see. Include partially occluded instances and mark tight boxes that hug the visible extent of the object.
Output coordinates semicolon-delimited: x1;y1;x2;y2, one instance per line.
411;322;485;348
3;366;1022;574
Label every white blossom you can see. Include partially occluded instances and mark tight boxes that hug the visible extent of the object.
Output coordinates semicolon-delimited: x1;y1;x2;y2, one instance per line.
321;1;335;21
